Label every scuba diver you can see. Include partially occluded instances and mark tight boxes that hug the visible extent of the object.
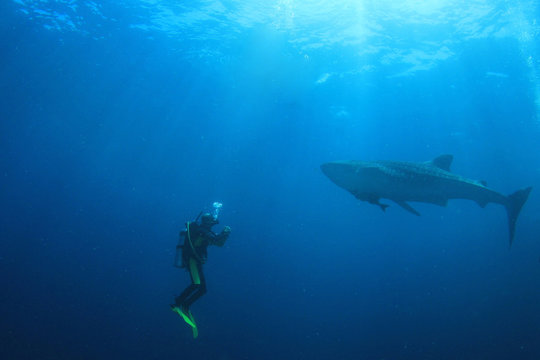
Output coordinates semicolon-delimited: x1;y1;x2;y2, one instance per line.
171;203;230;337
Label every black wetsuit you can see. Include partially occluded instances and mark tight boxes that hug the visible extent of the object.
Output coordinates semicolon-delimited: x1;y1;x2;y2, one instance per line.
175;221;229;310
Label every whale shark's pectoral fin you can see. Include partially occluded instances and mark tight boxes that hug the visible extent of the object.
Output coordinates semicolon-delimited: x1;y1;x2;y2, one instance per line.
377;202;390;212
394;201;421;216
363;195;390;212
476;199;488;208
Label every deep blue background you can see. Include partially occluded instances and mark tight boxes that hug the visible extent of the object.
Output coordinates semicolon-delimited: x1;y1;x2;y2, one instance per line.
1;1;540;359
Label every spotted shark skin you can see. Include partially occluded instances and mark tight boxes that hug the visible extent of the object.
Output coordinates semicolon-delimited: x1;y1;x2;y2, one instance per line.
321;155;532;246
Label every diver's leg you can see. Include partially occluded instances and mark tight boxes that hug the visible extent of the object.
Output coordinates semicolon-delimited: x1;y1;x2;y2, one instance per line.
183;259;207;309
175;285;198;306
174;257;199;306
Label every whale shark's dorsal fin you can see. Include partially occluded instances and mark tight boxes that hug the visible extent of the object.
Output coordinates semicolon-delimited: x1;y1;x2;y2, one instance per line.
430;154;453;172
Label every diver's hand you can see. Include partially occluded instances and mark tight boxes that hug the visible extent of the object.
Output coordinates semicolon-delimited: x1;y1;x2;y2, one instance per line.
223;226;231;234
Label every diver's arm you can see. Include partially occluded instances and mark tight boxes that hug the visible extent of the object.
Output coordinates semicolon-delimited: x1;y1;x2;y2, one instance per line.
212;226;230;247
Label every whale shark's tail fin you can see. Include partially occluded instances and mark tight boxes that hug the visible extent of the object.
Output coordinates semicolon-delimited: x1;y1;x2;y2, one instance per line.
506;187;532;247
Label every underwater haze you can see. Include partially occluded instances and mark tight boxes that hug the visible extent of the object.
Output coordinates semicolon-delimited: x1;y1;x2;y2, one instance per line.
1;0;540;359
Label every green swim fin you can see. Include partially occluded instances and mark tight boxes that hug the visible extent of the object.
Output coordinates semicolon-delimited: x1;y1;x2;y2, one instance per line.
188;311;198;339
171;305;198;338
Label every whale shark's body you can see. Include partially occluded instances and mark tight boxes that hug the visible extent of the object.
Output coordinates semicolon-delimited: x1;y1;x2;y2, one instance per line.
321;155;532;245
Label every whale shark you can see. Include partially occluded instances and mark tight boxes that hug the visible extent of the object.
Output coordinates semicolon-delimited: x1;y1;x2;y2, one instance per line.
321;154;532;246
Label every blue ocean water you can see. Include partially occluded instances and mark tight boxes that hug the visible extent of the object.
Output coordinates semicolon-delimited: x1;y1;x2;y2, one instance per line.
1;0;540;359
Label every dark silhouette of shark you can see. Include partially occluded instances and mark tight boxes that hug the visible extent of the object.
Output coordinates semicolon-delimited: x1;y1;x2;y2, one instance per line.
321;154;532;246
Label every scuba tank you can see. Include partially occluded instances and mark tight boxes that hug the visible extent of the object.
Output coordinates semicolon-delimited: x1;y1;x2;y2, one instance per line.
174;229;186;268
174;211;203;268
